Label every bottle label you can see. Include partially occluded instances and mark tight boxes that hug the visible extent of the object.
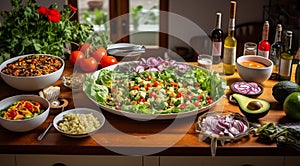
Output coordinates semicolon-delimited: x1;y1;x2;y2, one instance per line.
212;42;222;56
228;19;235;30
258;50;269;58
279;59;292;77
223;47;236;65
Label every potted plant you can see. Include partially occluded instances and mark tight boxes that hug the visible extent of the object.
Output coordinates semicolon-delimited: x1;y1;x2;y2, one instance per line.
0;0;93;64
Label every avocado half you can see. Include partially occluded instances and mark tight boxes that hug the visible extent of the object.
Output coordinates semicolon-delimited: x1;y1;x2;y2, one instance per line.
232;94;270;119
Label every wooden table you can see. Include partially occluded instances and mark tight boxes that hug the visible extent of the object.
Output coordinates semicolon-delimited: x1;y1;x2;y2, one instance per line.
0;62;299;156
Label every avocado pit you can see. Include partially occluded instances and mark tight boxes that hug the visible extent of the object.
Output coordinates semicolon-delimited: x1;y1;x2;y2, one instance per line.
247;101;263;110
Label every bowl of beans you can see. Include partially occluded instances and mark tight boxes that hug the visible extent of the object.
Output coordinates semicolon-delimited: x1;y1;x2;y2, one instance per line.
0;95;50;132
0;54;64;91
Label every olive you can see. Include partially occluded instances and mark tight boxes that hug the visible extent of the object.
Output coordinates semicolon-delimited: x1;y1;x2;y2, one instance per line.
247;101;263;110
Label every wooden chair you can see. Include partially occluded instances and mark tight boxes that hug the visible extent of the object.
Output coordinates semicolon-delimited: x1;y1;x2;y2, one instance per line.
234;21;264;57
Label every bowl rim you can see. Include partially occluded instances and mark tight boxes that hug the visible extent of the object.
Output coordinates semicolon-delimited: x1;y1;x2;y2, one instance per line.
236;55;273;70
0;54;65;79
53;108;106;137
0;94;50;122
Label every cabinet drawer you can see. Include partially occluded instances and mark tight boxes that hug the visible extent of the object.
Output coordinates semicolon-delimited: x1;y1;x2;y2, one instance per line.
160;156;285;166
0;154;16;166
285;156;300;166
16;155;142;166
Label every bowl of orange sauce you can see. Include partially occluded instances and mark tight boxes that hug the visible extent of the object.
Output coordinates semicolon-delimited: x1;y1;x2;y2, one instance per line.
236;55;273;83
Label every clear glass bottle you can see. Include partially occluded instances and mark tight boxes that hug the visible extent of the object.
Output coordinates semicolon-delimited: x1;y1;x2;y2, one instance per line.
258;21;271;58
223;1;237;75
211;12;223;64
278;31;293;81
270;24;282;80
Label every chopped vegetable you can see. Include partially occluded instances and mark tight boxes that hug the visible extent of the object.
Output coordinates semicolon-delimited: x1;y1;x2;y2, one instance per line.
0;100;44;120
255;122;300;151
83;58;226;115
231;82;262;95
201;114;249;138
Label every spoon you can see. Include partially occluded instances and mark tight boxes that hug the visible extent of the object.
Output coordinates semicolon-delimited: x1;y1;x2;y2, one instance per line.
37;122;53;141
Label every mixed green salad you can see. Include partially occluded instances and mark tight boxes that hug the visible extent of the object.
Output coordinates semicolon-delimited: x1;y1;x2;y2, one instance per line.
83;58;226;115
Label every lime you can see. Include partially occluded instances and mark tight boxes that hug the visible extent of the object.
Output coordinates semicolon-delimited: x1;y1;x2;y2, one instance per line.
283;92;300;120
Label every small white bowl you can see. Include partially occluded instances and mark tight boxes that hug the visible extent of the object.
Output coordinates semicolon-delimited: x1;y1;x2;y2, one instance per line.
236;55;273;83
0;95;50;132
53;108;105;138
0;54;65;91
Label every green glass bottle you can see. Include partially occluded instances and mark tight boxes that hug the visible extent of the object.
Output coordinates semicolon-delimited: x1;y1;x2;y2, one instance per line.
278;31;293;81
296;61;300;84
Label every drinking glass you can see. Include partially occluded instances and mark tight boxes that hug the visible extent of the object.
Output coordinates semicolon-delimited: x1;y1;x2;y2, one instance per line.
198;55;212;71
243;42;257;55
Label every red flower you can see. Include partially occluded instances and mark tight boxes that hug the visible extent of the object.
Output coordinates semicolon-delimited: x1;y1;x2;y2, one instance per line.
47;9;60;22
37;6;49;15
68;4;77;12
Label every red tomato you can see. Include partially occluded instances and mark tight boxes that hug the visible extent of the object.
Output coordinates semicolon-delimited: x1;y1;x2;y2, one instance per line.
80;57;98;72
69;51;84;66
79;43;92;53
92;47;107;62
100;56;118;68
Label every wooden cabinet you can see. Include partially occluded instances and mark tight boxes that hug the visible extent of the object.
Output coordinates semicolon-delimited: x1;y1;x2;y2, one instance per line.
284;156;300;166
16;155;142;166
160;156;285;166
0;154;15;166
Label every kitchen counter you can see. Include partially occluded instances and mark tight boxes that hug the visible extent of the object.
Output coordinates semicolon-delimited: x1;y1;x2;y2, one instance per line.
0;62;299;156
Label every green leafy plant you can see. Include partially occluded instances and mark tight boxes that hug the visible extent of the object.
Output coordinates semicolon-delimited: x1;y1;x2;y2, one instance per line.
0;0;93;63
83;8;109;30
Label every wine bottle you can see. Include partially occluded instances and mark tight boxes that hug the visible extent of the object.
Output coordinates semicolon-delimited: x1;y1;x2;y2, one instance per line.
270;24;282;80
278;31;293;81
211;12;223;64
223;1;237;75
258;21;271;58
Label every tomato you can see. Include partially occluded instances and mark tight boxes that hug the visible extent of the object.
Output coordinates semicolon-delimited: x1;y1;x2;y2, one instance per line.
176;93;182;98
80;57;98;72
153;81;159;87
79;43;92;53
100;55;118;68
69;50;84;66
92;47;107;62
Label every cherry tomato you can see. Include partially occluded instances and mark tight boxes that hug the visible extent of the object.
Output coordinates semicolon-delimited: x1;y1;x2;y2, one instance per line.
69;51;84;66
79;43;92;54
80;57;98;72
100;55;118;68
92;47;107;62
8;109;17;119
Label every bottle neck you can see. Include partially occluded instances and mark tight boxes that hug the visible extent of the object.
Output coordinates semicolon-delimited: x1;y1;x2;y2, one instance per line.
262;25;269;41
285;36;292;50
274;30;282;43
215;13;222;29
227;18;235;34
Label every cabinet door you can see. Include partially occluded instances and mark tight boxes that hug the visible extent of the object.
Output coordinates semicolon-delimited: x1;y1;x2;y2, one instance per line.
160;156;285;166
143;156;159;166
285;156;300;166
16;155;142;166
0;154;16;166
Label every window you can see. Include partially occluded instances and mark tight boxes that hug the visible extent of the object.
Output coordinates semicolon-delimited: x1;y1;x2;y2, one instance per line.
69;0;168;49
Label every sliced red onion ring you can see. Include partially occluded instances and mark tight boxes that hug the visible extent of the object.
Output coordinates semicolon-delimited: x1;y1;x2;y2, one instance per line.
132;57;190;73
231;82;262;95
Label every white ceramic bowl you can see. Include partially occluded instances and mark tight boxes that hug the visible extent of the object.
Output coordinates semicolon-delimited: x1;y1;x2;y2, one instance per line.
236;55;273;83
53;108;105;138
0;54;65;91
0;95;50;132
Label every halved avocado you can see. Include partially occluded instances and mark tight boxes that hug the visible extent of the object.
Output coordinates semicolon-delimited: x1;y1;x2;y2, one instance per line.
232;94;270;119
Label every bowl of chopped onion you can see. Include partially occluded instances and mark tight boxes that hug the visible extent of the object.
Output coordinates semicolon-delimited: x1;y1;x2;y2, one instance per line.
0;95;50;132
195;110;251;156
230;81;264;97
53;108;105;138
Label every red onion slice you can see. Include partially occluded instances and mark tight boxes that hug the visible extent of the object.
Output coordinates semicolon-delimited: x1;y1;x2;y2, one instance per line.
231;82;262;95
